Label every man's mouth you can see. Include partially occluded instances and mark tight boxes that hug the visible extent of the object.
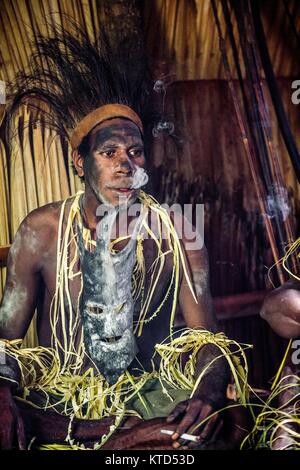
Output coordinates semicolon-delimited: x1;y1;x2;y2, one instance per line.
113;188;136;195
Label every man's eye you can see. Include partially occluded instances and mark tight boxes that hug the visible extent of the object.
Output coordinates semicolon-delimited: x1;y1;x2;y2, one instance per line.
128;149;143;158
101;150;115;158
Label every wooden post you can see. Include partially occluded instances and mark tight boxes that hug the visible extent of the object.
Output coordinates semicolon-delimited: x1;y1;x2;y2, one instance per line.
100;0;145;59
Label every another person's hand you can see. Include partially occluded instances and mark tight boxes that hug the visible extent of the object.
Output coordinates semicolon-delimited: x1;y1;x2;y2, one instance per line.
166;396;224;449
271;421;300;450
0;384;26;450
260;280;300;338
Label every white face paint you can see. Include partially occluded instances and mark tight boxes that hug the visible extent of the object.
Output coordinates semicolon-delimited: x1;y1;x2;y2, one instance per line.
91;182;114;207
94;166;148;212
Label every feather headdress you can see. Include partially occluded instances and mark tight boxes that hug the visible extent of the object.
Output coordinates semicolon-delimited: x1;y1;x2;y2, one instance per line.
5;18;153;149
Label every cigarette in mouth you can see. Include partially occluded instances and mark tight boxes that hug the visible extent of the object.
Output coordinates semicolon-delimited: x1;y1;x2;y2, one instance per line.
160;429;198;443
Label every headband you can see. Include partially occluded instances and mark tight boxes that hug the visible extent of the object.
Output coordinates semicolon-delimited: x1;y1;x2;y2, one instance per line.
70;104;144;150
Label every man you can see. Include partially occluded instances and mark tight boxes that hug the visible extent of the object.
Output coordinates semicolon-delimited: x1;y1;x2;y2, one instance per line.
0;26;248;450
0;105;231;448
260;278;300;449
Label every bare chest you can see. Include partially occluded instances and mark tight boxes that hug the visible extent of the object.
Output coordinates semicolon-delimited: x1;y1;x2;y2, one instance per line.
37;232;174;340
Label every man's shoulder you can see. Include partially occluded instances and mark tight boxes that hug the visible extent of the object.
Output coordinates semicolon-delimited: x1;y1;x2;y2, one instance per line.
24;199;66;229
15;196;76;250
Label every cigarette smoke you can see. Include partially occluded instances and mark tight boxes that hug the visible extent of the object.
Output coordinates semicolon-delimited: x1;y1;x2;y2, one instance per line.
130;166;149;189
266;185;291;222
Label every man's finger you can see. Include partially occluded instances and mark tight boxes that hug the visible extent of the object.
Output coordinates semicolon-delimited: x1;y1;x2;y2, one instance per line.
172;405;202;442
186;415;222;449
16;414;26;450
197;412;219;442
210;418;224;442
166;401;188;424
180;408;216;449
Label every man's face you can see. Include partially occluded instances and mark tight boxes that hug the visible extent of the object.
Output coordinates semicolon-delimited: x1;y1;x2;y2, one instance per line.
82;118;146;206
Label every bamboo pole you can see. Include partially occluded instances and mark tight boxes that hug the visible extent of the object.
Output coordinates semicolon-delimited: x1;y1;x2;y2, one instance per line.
211;0;285;284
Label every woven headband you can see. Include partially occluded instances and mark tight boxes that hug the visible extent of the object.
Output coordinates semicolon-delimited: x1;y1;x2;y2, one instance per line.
70;104;143;150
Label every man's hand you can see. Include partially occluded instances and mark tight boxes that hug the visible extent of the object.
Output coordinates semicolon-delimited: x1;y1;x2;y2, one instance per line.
166;344;229;449
166;397;224;449
0;384;26;450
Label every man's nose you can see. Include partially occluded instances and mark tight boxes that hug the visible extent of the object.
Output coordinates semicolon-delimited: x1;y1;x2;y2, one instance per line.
115;149;134;175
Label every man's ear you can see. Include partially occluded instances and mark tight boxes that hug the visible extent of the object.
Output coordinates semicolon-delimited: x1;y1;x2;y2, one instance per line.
72;150;85;177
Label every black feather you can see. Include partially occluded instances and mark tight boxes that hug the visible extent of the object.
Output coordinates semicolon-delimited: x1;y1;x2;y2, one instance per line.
6;17;153;148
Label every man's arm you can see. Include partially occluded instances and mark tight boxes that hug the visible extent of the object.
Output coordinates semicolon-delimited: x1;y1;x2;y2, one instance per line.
260;279;300;338
167;215;229;447
0;214;43;340
179;244;229;396
0;212;44;449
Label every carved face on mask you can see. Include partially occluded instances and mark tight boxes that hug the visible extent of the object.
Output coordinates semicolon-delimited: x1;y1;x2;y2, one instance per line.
77;206;143;384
